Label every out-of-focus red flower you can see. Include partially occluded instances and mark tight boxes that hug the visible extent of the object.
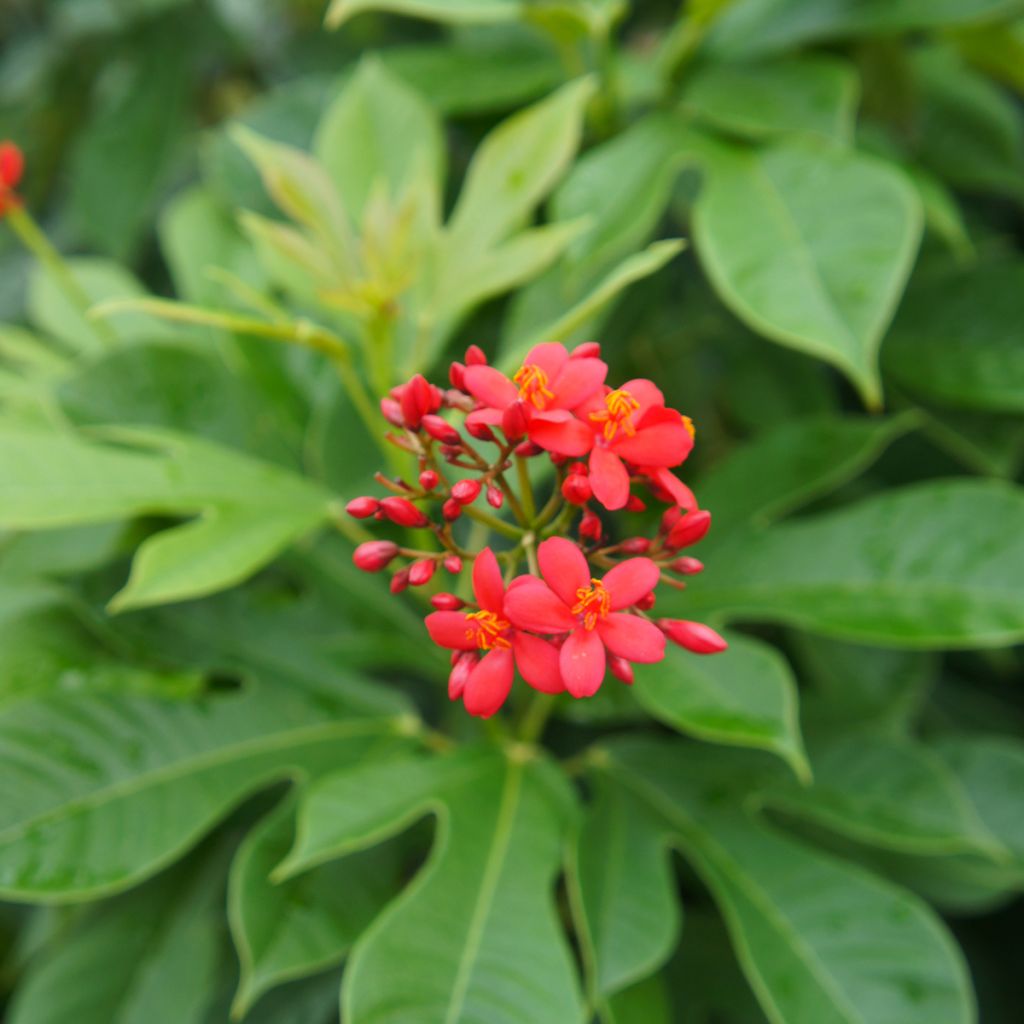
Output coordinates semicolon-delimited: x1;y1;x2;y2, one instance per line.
0;141;25;216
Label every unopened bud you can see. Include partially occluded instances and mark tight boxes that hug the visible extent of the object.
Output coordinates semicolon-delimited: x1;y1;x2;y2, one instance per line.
619;537;651;554
666;509;711;550
390;567;411;594
345;496;379;519
443;555;463;574
380;397;404;427
431;592;465;611
353;540;399;572
562;474;592;506
514;440;542;457
659;619;728;654
465;344;487;366
660;506;682;534
626;495;647;513
442;498;462;521
465;419;495;442
399;374;441;429
670;556;704;575
422;414;461;445
408;559;437;586
449;653;478;700
486;484;504;509
449;361;467;390
418;469;439;491
608;655;634;685
571;341;601;359
580;509;602;541
636;592;656;611
380;496;429;528
451;479;481;505
501;403;527;440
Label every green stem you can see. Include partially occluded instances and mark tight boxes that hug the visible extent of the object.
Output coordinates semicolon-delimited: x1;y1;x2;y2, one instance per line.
462;505;524;541
517;691;556;745
366;309;396;400
327;350;394;466
516;455;537;523
522;531;540;576
5;205;116;348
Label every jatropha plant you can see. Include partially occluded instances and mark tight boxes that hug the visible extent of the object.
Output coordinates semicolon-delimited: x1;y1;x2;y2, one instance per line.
348;341;725;717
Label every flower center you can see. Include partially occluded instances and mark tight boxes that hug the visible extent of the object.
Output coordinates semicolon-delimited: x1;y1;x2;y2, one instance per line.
513;363;555;410
571;579;611;631
589;388;640;443
465;609;512;650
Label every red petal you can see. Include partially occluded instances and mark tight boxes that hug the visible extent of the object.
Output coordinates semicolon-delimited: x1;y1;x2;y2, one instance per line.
551;358;608;410
560;629;606;698
464;365;517;410
472;547;505;613
425;611;476;651
523;342;568;380
528;411;594;457
613;416;693;467
538;536;590;607
513;633;565;694
620;378;664;416
648;468;698;511
603;557;660;610
589;446;630;510
463;648;515;717
598;614;665;663
504;578;576;633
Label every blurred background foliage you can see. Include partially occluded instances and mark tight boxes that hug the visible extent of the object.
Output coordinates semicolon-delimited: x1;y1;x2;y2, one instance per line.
1;1;1024;1022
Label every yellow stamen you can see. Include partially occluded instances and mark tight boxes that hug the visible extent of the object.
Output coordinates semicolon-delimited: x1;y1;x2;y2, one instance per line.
589;388;640;442
682;415;695;440
513;363;555;410
571;579;611;631
465;609;512;650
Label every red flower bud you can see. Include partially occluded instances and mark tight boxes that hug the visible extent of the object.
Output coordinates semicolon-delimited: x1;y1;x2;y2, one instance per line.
380;496;429;528
568;461;587;476
0;141;24;189
353;540;399;572
626;495;647;513
431;592;465;611
659;619;728;654
670;556;704;575
514;440;542;457
486;484;504;509
421;414;461;445
398;374;441;429
418;469;439;491
380;397;404;428
609;655;634;685
465;344;487;366
345;496;379;519
465;419;495;442
619;537;651;554
390;567;411;594
442;498;462;521
451;479;481;505
660;506;682;534
571;341;602;359
562;473;592;506
549;452;568;466
580;509;602;541
443;555;463;574
449;361;467;390
408;559;437;586
501;403;527;440
636;592;656;611
449;653;478;699
666;509;711;550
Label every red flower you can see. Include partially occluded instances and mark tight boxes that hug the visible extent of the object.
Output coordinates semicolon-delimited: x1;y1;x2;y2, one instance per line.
528;379;694;511
424;547;563;717
463;342;607;440
0;141;24;217
504;537;665;698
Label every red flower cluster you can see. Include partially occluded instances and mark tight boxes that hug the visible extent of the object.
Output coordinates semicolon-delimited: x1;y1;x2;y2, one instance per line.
0;141;24;217
349;342;726;717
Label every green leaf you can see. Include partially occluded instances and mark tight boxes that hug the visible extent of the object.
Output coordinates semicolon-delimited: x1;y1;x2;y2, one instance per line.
569;774;679;1000
709;0;1024;58
605;974;673;1024
326;0;522;29
765;733;1004;857
448;77;595;254
281;748;584;1024
315;58;443;221
682;57;859;143
0;426;332;610
7;851;225;1024
634;637;809;781
883;261;1024;413
679;480;1024;648
0;688;400;901
228;792;401;1017
693;140;922;407
696;414;916;543
605;738;976;1024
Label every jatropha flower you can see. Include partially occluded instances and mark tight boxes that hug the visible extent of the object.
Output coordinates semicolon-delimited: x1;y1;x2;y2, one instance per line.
0;141;24;217
349;342;725;718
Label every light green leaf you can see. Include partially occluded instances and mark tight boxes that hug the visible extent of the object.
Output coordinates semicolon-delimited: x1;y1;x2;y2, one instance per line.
634;637;809;781
0;687;401;901
7;852;225;1024
315;58;443;221
679;480;1024;648
682;57;859;143
327;0;522;29
281;748;584;1024
605;974;673;1024
569;774;679;1000
883;261;1024;413
228;792;401;1018
448;77;595;254
693;140;922;407
764;734;1005;857
0;426;332;610
606;738;976;1024
696;414;916;543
